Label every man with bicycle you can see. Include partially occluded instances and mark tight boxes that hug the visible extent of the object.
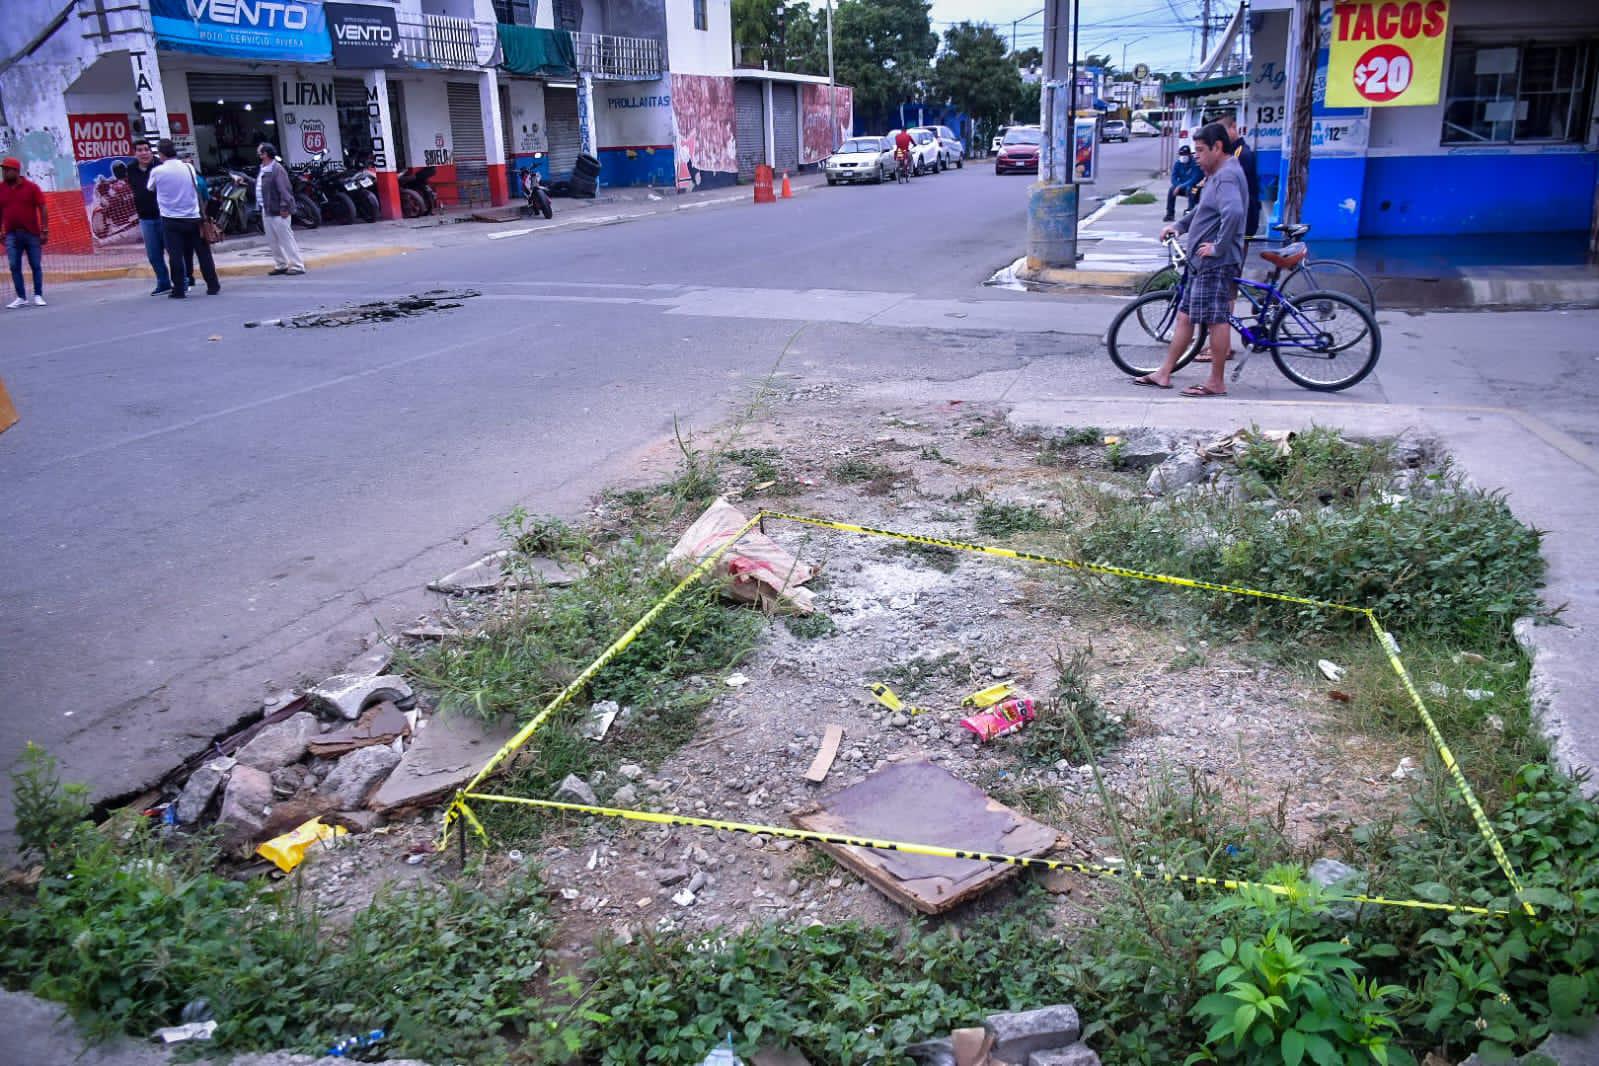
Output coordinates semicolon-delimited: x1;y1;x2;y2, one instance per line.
1134;122;1247;396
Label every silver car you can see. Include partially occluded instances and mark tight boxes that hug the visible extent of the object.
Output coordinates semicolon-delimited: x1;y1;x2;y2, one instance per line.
926;124;965;169
825;136;895;184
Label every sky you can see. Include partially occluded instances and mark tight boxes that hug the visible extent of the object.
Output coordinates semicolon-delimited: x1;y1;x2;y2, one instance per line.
926;0;1216;76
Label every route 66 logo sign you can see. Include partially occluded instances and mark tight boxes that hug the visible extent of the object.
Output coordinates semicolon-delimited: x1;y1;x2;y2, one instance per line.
301;118;327;154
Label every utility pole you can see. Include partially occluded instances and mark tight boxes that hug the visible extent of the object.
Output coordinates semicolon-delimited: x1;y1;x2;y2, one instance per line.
1201;0;1212;63
825;0;837;150
1026;0;1077;271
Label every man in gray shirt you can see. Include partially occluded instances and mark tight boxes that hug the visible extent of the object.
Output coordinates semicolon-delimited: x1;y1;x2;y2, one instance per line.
1133;122;1247;396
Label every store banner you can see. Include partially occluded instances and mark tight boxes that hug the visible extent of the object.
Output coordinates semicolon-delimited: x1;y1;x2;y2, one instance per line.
1326;0;1450;108
326;2;402;68
150;0;332;63
67;113;141;249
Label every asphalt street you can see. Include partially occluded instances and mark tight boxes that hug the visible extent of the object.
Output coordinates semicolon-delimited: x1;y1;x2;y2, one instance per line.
3;135;1596;832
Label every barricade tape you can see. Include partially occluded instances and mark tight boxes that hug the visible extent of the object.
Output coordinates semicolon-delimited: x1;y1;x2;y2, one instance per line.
461;791;1509;916
438;509;1532;917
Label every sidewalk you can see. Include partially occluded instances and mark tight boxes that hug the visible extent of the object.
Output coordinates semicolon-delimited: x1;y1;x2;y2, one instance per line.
45;175;825;286
1017;174;1599;310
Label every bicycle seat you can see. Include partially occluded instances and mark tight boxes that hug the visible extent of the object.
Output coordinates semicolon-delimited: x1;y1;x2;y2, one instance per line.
1272;222;1311;240
1261;242;1308;270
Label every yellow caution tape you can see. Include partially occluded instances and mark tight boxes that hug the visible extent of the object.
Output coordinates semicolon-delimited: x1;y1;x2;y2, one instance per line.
436;508;1532;918
462;790;1509;916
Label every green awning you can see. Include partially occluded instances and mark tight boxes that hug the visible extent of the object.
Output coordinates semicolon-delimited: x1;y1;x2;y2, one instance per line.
1162;74;1247;98
497;25;575;77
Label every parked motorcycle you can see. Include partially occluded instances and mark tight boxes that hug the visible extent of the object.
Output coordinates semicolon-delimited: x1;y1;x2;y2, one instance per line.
520;159;552;220
208;167;259;236
285;164;325;229
301;151;358;226
398;165;437;218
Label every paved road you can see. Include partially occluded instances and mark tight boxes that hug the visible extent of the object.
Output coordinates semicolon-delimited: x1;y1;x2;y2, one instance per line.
3;140;1595;831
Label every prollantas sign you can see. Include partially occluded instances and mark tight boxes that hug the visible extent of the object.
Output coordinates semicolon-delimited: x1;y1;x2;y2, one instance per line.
326;2;403;68
150;0;332;63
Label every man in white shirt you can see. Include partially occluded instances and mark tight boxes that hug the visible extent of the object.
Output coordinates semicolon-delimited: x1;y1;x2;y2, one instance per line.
148;138;220;299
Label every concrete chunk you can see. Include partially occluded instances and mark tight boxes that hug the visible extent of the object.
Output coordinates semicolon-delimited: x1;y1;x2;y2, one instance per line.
216;765;273;846
1029;1047;1100;1066
370;713;515;812
906;1037;957;1066
174;757;234;824
235;712;318;771
985;1005;1081;1063
318;745;401;808
430;550;581;593
1145;453;1206;496
308;673;414;721
555;774;598;806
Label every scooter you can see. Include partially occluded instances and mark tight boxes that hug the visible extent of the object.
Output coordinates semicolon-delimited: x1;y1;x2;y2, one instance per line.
398;165;437;218
520;158;552;220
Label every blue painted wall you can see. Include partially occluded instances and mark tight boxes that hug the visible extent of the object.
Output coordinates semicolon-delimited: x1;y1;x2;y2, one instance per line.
597;145;674;187
1360;152;1599;237
1300;157;1367;240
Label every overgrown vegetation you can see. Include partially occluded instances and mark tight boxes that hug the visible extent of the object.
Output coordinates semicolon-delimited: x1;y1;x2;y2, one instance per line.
1022;647;1128;766
1;748;554;1062
975;501;1062;537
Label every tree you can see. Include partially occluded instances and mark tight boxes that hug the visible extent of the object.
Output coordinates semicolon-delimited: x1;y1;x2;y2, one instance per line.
732;0;782;68
1012;45;1042;69
825;0;938;121
932;22;1025;133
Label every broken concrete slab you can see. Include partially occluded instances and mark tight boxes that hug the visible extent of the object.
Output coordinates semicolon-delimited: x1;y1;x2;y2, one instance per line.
1027;1046;1100;1066
307;702;412;758
308;673;414;721
790;760;1059;914
343;638;395;677
906;1037;957;1066
174;757;234;824
984;1006;1081;1064
318;745;401;808
429;550;582;593
370;713;516;812
234;712;318;771
217;765;273;847
327;809;386;834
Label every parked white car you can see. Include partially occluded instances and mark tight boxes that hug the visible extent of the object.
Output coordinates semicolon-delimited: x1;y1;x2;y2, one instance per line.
825;136;895;184
886;129;941;175
923;124;965;169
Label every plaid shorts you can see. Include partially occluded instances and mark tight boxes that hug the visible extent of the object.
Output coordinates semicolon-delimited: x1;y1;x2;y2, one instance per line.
1179;268;1235;325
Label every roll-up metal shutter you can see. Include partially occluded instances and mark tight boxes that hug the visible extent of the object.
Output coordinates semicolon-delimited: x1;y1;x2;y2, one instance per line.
735;80;764;180
772;83;798;174
185;72;275;102
447;80;488;204
545;87;580;179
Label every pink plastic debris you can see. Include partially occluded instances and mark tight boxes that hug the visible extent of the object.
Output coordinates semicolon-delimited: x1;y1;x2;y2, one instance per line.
959;698;1036;742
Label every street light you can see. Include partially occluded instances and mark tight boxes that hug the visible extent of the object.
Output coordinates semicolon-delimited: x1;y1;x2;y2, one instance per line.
1121;35;1152;76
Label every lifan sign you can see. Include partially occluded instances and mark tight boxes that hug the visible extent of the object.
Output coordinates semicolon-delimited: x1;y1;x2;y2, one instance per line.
1327;0;1450;108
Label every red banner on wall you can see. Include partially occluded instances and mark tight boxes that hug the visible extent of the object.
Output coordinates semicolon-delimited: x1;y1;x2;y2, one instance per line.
70;114;134;162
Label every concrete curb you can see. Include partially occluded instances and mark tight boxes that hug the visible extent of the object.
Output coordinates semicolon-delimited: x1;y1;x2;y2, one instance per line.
46;244;414;285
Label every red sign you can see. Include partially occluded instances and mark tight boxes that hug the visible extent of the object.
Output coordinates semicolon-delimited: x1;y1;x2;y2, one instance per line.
168;113;191;136
69;114;133;162
301;118;327;154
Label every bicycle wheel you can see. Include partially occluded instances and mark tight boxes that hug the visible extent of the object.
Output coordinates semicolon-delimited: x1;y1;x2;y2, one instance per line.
1268;290;1381;391
1283;258;1377;312
1107;290;1203;377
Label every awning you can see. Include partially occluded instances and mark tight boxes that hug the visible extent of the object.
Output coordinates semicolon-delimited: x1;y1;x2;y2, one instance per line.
497;25;575;77
1162;74;1247;98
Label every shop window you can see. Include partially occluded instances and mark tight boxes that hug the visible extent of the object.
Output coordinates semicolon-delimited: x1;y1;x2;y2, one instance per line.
493;0;534;26
1442;41;1595;145
694;0;707;31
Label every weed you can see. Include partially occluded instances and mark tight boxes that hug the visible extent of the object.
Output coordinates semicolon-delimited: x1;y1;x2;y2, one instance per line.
789;847;838;882
889;540;961;573
918;445;957;465
11;743;91;865
831;457;897;485
783;611;838;640
975;502;1061;537
724;447;782;482
949;486;985;505
988;777;1062;821
1235;426;1393;508
1106;440;1126;471
878;650;964;697
1023;648;1127;765
1037;427;1103;468
497;507;590;559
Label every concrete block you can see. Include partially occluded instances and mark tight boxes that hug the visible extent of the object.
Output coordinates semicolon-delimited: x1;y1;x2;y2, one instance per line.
217;765;273;845
174;757;234;824
370;713;514;812
906;1036;957;1066
318;745;401;808
308;673;414;721
235;712;318;771
1029;1046;1100;1066
984;1005;1081;1064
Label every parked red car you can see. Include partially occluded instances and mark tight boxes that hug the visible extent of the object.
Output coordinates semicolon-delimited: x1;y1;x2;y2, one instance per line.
994;127;1042;175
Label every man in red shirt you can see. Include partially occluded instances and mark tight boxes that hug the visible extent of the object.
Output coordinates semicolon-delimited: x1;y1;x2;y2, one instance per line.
0;157;49;309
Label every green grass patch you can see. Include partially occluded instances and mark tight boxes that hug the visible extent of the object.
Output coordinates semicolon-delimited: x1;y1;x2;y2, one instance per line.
975;501;1062;537
830;457;897;484
1120;190;1157;205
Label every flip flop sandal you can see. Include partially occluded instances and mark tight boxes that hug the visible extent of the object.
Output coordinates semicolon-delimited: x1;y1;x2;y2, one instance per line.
1181;384;1227;397
1132;375;1172;389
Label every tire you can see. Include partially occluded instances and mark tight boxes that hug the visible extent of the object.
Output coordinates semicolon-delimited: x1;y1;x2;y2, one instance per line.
1269;290;1381;391
291;195;321;230
400;188;426;218
355;190;380;222
874;165;884;184
827;177;836;186
1282;258;1377;312
327;190;357;225
956;157;963;169
1106;290;1203;377
539;193;553;220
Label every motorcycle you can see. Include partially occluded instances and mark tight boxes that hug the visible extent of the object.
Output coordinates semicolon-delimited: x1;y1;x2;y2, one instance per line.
208;167;259;236
398;165;438;218
285;165;324;229
304;151;358;226
520;158;552;220
342;151;380;222
89;164;139;240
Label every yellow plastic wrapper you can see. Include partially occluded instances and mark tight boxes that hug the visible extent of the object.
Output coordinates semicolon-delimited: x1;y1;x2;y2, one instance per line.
256;818;348;873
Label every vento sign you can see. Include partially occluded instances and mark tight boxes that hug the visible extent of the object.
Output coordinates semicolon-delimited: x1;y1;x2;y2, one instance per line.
1326;0;1450;108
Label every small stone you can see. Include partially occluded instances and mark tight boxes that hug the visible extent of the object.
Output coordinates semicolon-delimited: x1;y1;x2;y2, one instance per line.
687;870;708;894
890;713;910;728
658;866;690;886
1486;714;1505;733
619;763;644;780
1028;1047;1102;1066
785;878;800;896
672;888;696;906
1391;756;1421;781
611;785;639;806
774;838;795;852
726;672;751;688
270;764;308;799
555;774;598;806
216;765;274;847
405;853;426;866
990;664;1010;678
826;876;843;889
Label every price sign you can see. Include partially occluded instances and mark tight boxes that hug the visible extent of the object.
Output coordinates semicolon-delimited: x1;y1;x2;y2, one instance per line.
1327;0;1449;108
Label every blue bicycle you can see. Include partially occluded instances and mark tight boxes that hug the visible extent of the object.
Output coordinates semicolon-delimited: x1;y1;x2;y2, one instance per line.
1106;238;1382;392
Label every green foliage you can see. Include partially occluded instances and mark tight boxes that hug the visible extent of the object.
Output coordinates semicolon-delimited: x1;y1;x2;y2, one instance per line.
11;743;91;866
497;506;590;560
830;457;897;484
1023;647;1126;765
975;501;1060;537
1120;191;1157;205
889;539;961;572
783;610;838;640
932;21;1027;130
1233;427;1393;509
0;780;555;1063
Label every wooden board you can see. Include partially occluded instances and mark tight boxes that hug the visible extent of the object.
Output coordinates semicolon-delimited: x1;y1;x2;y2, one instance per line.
790;759;1059;914
0;375;16;435
804;724;844;783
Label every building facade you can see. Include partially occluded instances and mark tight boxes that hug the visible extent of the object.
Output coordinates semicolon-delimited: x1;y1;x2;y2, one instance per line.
0;0;853;258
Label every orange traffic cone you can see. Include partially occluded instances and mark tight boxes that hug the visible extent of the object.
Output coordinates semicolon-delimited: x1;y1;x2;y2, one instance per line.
780;172;792;199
